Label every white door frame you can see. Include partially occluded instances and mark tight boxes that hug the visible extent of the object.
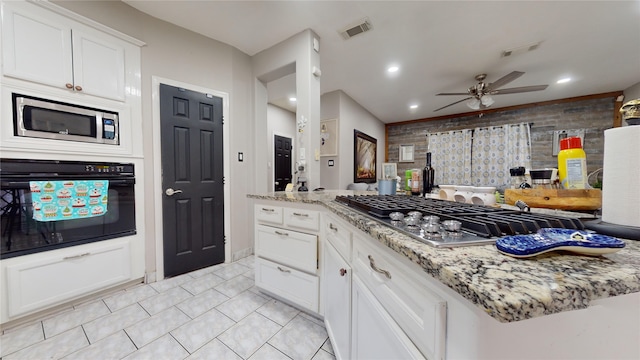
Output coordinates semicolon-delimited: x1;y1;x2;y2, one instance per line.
151;76;231;281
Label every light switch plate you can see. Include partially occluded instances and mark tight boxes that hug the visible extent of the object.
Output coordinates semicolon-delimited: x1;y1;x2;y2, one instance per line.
300;148;306;160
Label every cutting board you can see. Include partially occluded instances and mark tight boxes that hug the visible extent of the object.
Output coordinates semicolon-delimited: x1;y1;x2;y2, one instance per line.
504;188;602;211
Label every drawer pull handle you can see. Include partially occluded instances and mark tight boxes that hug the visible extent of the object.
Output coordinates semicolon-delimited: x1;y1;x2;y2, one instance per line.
63;252;91;260
329;223;338;231
274;231;289;236
368;255;391;279
261;208;275;212
292;212;309;217
277;266;291;273
339;268;347;276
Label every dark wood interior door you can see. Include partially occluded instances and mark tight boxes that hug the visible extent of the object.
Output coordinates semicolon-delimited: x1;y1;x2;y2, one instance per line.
274;135;292;191
160;84;224;277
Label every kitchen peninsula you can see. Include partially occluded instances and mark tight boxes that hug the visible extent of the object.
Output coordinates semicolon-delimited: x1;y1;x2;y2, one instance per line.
249;190;640;359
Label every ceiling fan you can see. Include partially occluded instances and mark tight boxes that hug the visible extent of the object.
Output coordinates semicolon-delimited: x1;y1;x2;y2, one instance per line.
434;71;548;112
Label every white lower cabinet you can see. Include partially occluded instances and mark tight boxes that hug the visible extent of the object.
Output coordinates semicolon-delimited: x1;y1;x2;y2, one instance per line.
254;257;319;313
254;203;320;313
323;240;351;360
352;275;425;360
353;234;447;360
255;224;317;274
6;239;131;317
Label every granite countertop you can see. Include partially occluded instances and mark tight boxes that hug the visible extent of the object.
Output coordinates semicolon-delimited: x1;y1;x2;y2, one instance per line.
248;191;640;323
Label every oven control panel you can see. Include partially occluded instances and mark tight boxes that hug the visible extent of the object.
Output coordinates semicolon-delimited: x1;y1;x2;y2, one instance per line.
85;164;128;173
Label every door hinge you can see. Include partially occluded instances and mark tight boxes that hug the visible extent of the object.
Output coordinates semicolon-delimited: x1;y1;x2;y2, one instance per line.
224;235;227;244
221;116;224;125
222;177;225;184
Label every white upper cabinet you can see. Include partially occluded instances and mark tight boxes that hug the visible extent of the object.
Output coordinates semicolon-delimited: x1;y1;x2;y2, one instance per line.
1;1;126;101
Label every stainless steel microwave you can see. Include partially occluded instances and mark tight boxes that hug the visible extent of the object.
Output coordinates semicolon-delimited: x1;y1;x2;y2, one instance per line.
13;94;119;145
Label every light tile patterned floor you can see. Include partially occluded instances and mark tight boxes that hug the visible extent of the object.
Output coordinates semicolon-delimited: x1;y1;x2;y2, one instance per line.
0;255;335;360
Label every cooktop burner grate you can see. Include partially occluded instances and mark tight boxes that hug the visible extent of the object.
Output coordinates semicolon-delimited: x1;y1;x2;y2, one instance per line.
334;195;585;247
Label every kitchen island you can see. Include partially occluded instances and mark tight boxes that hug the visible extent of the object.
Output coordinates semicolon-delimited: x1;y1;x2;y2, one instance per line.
248;190;640;359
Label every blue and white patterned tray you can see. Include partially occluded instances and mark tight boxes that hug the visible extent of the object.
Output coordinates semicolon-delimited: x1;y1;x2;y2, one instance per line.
496;228;626;258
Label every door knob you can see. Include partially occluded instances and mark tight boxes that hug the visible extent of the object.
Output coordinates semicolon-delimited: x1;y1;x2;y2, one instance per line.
165;188;183;196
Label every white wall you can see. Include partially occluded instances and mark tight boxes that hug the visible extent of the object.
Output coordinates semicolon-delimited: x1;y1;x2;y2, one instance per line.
624;81;640;101
252;30;321;193
53;1;256;271
321;90;386;190
320;91;340;189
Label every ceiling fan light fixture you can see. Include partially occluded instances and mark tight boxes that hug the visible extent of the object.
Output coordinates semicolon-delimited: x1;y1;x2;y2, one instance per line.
466;98;481;110
481;95;494;106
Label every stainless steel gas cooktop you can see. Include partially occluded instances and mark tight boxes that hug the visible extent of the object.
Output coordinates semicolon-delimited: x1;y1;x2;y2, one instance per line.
334;195;585;247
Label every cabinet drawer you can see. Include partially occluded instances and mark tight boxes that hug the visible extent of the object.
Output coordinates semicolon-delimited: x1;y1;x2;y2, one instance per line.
324;215;352;261
255;257;319;313
284;208;320;231
353;236;447;360
255;224;317;273
255;204;283;225
6;239;131;317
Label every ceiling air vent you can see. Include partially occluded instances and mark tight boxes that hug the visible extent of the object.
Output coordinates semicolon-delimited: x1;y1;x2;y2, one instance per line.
501;41;542;58
339;18;373;40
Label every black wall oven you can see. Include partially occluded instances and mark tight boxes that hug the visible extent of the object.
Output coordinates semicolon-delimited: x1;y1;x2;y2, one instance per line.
0;159;136;259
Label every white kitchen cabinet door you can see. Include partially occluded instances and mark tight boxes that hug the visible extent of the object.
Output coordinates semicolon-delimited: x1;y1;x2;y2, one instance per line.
351;275;425;360
255;257;319;313
71;29;125;101
255;224;317;273
1;1;126;101
255;204;284;225
6;239;131;318
284;208;320;231
323;241;351;360
1;1;73;89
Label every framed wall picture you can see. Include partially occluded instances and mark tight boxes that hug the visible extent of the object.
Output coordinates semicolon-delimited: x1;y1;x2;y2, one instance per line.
354;130;377;183
320;118;338;156
399;144;415;162
382;162;398;180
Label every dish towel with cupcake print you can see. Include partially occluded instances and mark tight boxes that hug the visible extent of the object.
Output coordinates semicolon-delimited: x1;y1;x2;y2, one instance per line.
29;180;109;221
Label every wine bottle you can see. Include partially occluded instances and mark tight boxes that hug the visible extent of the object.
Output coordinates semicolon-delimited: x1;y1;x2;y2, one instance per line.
422;152;435;195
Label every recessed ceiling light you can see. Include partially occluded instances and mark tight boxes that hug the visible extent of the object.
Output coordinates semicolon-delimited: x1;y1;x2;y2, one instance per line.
289;97;297;102
387;66;399;73
557;78;571;84
409;104;418;109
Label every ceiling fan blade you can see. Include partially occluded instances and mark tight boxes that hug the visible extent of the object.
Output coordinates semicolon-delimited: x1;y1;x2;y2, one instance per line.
487;71;525;90
436;92;470;96
492;84;548;94
434;97;472;112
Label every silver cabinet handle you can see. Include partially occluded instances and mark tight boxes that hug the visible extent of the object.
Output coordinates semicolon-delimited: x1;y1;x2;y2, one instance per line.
368;255;391;279
277;266;291;273
292;212;309;217
261;208;275;212
63;252;90;260
165;188;183;196
329;223;338;231
274;230;289;236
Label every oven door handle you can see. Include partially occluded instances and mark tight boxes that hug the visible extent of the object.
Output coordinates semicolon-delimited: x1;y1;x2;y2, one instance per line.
1;179;135;187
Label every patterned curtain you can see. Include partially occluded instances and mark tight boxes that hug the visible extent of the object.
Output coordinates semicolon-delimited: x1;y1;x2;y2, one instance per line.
427;130;473;185
471;123;531;188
